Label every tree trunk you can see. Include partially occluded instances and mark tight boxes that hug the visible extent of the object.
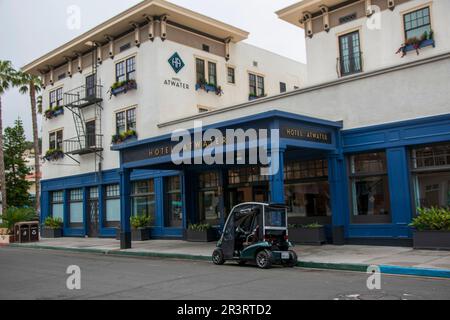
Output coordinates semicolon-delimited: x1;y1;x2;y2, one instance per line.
0;96;7;212
29;84;41;215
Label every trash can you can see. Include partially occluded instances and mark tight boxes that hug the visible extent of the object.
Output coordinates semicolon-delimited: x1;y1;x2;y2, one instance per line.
14;222;40;243
332;226;345;246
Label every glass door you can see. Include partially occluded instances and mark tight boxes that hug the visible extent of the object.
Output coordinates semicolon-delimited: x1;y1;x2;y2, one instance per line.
164;176;183;228
339;31;362;76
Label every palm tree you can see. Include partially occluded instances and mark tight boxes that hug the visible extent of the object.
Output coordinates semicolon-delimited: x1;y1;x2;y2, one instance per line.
0;60;16;212
16;72;43;214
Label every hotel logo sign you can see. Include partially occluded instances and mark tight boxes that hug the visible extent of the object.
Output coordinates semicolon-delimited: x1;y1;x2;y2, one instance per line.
168;52;185;74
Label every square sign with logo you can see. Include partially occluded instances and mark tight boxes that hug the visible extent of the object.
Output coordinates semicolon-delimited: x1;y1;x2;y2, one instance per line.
168;52;185;74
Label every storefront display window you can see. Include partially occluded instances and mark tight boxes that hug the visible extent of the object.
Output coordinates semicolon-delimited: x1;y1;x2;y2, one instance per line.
105;184;120;227
349;152;391;223
165;176;183;227
412;144;450;210
131;180;155;225
198;172;221;225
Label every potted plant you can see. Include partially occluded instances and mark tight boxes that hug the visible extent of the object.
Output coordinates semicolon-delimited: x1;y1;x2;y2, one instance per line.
110;79;137;97
111;129;137;145
130;215;153;241
185;223;217;242
44;148;64;162
41;217;63;238
396;30;435;57
288;223;326;245
410;207;450;250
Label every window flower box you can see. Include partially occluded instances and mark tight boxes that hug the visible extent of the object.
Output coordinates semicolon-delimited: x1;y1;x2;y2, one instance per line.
44;149;64;162
185;224;217;242
110;79;137;97
288;224;326;245
44;106;64;120
195;80;223;96
396;30;435;58
111;130;137;145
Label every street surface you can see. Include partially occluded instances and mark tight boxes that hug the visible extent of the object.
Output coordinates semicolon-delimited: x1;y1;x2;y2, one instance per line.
1;247;449;300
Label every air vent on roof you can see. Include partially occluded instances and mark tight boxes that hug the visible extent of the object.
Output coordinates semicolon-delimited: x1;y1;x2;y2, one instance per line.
253;61;258;67
58;73;66;80
202;44;210;52
120;43;131;52
339;12;357;24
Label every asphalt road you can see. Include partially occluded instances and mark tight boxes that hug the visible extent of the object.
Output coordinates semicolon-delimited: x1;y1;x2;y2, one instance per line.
1;247;450;300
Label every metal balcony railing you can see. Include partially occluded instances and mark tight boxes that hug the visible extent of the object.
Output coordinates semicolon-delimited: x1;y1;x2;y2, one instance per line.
64;134;103;155
64;84;103;109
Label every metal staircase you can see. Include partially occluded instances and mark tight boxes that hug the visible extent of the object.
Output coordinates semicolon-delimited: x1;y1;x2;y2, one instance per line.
63;44;104;181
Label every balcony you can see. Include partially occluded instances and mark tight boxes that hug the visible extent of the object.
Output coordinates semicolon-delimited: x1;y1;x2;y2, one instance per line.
64;84;103;109
64;134;103;155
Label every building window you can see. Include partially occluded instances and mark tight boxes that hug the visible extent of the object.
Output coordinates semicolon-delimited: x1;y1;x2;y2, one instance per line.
349;152;391;223
49;130;63;150
228;166;269;185
208;62;217;86
105;185;120;226
165;176;183;228
198;171;221;225
115;56;136;82
196;58;206;83
339;31;362;76
404;7;431;40
249;73;265;97
131;180;155;225
284;160;331;221
51;191;64;222
69;189;83;226
115;107;136;135
280;82;287;93
227;67;235;84
411;143;450;210
49;87;63;107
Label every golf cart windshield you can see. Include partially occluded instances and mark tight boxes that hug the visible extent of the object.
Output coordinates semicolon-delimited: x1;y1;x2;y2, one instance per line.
264;207;287;228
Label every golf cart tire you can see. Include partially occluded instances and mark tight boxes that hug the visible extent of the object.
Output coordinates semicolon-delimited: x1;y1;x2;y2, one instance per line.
287;250;298;268
256;250;273;269
212;248;225;265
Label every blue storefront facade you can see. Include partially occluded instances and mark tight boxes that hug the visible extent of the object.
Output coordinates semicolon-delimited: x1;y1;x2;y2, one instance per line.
41;110;450;245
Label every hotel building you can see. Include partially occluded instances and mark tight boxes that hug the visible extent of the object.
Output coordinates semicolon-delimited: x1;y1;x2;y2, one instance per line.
23;0;450;246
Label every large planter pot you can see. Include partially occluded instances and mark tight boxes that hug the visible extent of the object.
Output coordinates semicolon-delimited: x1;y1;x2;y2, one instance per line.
132;228;151;242
413;230;450;250
289;227;326;245
185;229;217;242
41;227;63;239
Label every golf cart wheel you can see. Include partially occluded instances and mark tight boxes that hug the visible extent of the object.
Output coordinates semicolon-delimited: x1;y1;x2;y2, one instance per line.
212;248;225;265
256;250;273;269
287;250;298;268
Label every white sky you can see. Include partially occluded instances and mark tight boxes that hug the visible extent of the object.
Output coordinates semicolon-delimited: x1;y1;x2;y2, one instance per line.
0;0;306;139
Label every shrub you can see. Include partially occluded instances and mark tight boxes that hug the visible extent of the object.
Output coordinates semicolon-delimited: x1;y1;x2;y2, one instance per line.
130;215;153;229
44;217;63;229
0;207;38;232
410;207;450;231
188;223;212;232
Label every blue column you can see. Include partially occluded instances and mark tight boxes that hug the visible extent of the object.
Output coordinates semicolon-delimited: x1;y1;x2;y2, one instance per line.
63;189;69;231
328;154;347;228
386;147;413;238
269;148;285;203
119;167;132;249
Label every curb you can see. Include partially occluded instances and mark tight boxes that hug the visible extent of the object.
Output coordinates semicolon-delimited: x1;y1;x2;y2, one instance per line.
8;244;450;279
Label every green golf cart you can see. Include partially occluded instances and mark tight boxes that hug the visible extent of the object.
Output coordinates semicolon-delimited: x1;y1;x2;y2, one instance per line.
212;202;298;269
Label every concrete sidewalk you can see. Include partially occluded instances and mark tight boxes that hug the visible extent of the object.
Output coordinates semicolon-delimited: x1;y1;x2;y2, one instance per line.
7;238;450;279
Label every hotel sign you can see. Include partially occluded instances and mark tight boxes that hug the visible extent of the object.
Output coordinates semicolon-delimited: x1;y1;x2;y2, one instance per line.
280;127;332;144
168;52;185;73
